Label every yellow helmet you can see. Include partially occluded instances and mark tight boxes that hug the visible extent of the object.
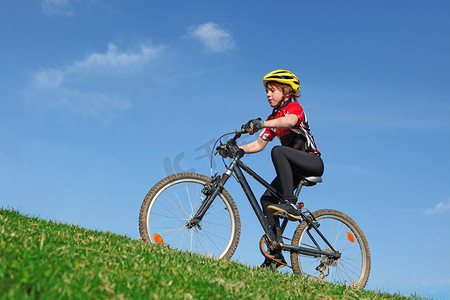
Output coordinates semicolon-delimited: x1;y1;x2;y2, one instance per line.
263;70;301;94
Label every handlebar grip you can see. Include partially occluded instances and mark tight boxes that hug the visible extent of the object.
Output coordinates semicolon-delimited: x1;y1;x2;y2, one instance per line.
235;129;247;134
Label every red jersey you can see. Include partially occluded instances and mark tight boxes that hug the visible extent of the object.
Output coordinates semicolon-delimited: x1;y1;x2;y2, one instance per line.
259;101;320;155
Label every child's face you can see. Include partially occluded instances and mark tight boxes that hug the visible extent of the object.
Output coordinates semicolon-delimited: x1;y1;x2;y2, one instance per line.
266;83;285;108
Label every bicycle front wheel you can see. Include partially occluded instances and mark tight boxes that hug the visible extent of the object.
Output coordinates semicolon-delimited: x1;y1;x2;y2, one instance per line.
139;172;241;259
291;209;371;289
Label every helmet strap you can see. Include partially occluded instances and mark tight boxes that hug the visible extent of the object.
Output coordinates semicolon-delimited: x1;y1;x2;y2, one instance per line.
272;98;292;118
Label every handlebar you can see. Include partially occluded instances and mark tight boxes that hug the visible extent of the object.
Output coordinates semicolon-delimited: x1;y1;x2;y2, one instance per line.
229;129;246;144
210;122;262;172
215;129;248;159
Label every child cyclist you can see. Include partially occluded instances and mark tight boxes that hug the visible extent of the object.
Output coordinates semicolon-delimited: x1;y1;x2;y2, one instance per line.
237;70;324;268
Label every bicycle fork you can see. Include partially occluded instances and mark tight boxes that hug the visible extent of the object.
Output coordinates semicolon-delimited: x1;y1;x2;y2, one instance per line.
185;159;238;229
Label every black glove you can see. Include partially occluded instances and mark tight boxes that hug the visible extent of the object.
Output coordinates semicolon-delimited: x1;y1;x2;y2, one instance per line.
242;118;264;134
217;143;230;158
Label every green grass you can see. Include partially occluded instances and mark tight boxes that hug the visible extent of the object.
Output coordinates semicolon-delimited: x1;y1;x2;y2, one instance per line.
0;208;418;299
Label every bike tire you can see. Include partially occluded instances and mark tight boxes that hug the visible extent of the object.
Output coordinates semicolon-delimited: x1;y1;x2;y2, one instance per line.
290;209;371;289
139;172;241;259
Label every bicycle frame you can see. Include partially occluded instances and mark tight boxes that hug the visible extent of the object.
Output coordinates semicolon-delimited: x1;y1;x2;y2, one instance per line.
192;151;340;260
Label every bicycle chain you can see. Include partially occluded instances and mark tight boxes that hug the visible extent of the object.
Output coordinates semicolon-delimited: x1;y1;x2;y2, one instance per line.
259;234;327;278
259;235;291;269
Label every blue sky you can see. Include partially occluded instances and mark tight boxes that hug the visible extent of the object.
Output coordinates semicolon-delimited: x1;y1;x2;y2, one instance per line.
1;0;449;298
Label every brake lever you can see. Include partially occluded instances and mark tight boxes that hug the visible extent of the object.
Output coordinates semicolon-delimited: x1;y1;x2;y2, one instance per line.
214;142;226;157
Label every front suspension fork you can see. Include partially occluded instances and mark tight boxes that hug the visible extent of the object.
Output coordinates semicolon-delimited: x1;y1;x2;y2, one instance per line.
186;166;235;229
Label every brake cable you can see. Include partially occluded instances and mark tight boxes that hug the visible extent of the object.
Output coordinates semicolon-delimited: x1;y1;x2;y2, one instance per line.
209;132;235;176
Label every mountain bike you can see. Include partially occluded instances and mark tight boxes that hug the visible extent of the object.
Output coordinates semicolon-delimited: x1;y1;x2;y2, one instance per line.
139;129;371;288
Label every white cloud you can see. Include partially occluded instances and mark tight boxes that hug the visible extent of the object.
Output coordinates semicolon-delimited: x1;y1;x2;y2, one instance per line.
25;43;164;124
41;0;113;17
70;43;161;72
41;0;78;16
188;22;235;53
425;200;450;215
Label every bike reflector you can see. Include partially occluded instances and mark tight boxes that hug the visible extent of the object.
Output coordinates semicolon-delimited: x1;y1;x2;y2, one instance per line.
346;232;355;243
153;233;164;245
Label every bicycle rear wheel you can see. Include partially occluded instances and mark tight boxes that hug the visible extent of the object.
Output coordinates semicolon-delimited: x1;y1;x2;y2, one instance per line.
139;172;241;259
291;209;371;288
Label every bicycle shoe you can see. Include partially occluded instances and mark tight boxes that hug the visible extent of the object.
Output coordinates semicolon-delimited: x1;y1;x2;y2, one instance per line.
260;253;287;269
267;201;301;221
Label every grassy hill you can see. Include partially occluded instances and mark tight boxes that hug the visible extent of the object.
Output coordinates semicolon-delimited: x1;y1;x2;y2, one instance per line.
0;208;416;299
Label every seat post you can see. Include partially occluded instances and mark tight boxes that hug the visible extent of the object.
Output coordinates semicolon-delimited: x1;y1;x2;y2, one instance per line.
294;180;305;200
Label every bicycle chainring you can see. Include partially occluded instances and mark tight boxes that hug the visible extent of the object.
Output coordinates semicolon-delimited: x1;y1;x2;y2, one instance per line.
259;234;273;257
258;235;291;269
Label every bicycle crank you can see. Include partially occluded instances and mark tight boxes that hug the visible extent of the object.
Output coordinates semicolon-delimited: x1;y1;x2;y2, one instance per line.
259;235;291;269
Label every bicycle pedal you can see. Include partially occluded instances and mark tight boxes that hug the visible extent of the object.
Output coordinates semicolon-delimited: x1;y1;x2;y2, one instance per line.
274;211;289;218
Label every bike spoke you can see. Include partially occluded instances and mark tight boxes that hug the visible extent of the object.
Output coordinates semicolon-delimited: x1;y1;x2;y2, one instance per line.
292;210;369;289
162;190;189;219
143;176;238;259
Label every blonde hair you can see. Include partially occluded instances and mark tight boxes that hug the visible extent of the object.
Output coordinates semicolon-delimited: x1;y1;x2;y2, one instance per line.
266;82;301;101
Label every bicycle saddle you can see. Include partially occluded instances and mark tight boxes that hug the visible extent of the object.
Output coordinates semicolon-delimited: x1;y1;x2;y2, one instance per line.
294;171;323;187
298;175;323;187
